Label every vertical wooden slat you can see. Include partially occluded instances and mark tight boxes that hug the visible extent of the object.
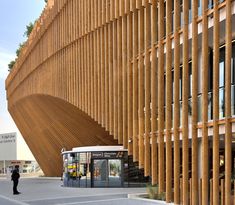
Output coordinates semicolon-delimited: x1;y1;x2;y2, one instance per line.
117;18;123;143
101;27;105;126
210;179;213;205
107;0;110;22
113;20;118;139
174;0;180;203
109;22;114;134
92;32;95;117
105;25;109;130
78;40;82;109
81;0;84;36
81;39;85;110
151;0;158;186
182;0;189;204
122;14;128;148
97;30;101;123
127;11;133;155
133;10;139;162
138;6;145;169
225;0;232;204
221;179;225;205
85;35;88;113
94;31;98;121
213;1;220;205
199;179;202;205
202;0;209;204
115;0;119;19
158;0;164;193
166;0;172;202
110;0;114;21
144;2;151;177
180;178;183;204
192;0;199;204
88;35;91;115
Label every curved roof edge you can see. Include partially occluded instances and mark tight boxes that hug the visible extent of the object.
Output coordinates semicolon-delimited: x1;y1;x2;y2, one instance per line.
62;146;127;154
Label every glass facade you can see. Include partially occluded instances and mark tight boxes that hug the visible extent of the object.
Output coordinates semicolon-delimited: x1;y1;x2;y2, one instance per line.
62;149;150;188
168;41;235;125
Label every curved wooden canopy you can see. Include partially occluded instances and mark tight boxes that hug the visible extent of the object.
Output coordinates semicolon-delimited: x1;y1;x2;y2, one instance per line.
10;95;117;176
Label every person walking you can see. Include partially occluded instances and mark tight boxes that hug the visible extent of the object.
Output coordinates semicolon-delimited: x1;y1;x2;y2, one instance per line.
11;165;21;195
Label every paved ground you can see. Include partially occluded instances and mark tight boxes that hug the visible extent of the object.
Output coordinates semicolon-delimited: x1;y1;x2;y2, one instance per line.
0;177;163;205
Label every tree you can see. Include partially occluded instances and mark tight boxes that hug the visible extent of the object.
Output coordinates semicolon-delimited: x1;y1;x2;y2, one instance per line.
8;19;37;72
16;42;25;57
8;60;15;71
44;0;48;3
24;22;34;38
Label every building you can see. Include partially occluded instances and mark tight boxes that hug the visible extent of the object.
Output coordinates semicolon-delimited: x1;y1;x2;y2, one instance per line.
5;0;235;204
62;145;149;187
0;132;38;174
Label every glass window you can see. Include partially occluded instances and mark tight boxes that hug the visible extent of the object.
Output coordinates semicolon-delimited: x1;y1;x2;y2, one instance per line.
189;63;192;97
208;0;213;9
232;85;235;116
179;68;182;100
180;101;183;125
198;0;202;16
219;62;225;88
188;99;192;116
108;159;122;187
232;46;235;84
208;92;213;120
219;88;225;118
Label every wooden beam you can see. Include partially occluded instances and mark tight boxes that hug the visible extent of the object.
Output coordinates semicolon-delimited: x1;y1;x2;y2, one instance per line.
144;2;151;177
225;0;232;204
158;0;164;193
202;0;209;204
151;0;158;186
213;1;220;205
173;0;180;203
192;0;199;204
166;0;172;201
182;0;189;204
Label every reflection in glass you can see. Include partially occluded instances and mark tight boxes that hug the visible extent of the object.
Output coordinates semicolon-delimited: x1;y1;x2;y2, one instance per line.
208;92;213;120
108;160;122;187
93;159;108;187
219;62;224;87
180;101;182;125
219;88;225;118
232;85;235;116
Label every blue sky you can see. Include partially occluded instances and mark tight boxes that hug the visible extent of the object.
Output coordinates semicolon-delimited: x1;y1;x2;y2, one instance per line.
0;1;45;145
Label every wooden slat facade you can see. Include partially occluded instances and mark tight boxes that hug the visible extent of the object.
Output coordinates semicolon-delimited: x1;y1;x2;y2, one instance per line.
5;0;235;204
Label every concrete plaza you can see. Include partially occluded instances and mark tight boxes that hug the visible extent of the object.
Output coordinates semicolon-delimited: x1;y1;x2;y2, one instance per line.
0;177;165;205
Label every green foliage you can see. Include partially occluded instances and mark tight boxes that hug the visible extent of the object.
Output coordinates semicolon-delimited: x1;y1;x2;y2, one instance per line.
8;60;16;71
44;0;48;3
24;22;34;38
16;42;25;57
146;184;158;199
146;184;166;201
8;20;37;72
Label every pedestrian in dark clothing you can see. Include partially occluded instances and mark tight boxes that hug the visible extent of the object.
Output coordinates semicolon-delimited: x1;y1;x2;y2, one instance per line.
11;165;21;195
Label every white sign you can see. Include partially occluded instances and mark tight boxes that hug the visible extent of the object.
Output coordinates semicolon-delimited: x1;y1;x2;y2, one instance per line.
0;132;17;160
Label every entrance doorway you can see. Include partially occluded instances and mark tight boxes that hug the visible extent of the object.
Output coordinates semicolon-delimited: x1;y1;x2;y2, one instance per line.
92;159;122;187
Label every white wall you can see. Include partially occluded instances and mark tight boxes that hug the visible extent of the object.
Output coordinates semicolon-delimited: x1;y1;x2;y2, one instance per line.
16;131;35;160
0;132;16;160
0;132;35;161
